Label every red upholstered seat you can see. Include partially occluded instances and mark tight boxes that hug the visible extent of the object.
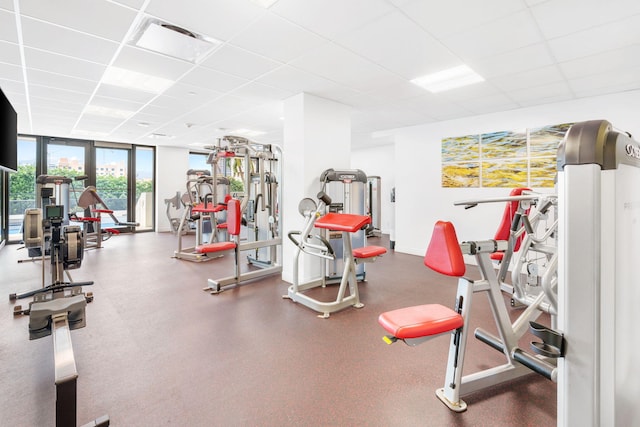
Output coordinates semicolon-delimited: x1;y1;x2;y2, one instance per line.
73;216;100;222
353;245;387;258
491;187;530;261
192;203;226;214
196;241;236;254
92;209;113;214
314;212;371;233
103;228;120;235
194;198;241;255
424;221;465;277
378;304;463;339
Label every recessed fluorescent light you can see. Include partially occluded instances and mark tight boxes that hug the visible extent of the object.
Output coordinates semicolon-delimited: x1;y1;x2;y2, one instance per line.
132;18;221;63
103;66;174;94
84;104;136;119
411;65;484;93
251;0;279;8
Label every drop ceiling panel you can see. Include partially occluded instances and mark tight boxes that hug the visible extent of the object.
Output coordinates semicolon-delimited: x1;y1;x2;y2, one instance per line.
30;96;84;113
290;41;401;92
19;0;137;42
548;14;640;63
200;44;281;80
27;68;97;93
29;86;92;105
401;0;525;39
0;1;14;10
0;62;23;81
559;45;640;80
178;66;249;93
94;84;158;104
337;11;459;79
531;0;640;39
489;65;566;92
461;93;519;115
271;0;393;40
442;10;543;61
0;9;17;43
113;45;195;81
0;78;25;95
256;65;342;94
509;82;574;106
570;69;640;98
145;0;265;42
230;13;326;63
229;81;293;102
162;82;223;105
472;43;555;79
90;95;144;113
21;17;119;64
24;47;106;81
0;40;20;65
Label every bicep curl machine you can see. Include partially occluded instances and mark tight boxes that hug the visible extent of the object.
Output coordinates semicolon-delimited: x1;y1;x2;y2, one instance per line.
10;198;108;426
285;192;386;318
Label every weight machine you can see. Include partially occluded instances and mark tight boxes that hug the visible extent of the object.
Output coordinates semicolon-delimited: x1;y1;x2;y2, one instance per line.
200;135;282;293
173;169;230;262
10;187;108;426
285;192;386;318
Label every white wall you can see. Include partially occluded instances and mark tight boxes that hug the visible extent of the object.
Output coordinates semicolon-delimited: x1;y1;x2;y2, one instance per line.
155;146;189;233
353;89;640;257
350;144;395;234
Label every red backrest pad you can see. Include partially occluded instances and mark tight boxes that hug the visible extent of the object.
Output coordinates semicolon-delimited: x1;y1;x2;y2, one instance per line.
227;199;241;236
424;221;465;277
492;187;531;260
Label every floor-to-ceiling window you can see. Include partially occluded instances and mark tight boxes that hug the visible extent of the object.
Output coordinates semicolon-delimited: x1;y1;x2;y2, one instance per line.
94;144;131;229
8;136;38;243
135;146;155;231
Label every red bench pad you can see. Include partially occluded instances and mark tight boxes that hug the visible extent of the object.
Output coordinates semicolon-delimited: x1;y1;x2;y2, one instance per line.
378;304;463;339
314;212;371;233
195;242;236;254
72;217;101;222
353;246;387;258
92;209;113;214
104;228;120;235
192;203;225;214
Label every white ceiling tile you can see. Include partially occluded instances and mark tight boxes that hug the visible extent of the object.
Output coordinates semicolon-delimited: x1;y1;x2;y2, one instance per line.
0;61;23;81
91;95;144;113
24;48;107;81
472;43;554;79
570;69;640;98
290;41;401;92
337;11;459;79
441;10;543;61
398;95;474;121
21;17;119;64
31;106;80;120
200;44;282;80
114;46;195;81
509;81;574;106
489;65;566;92
180;94;261;124
256;65;340;93
460;93;520;115
0;9;17;43
229;81;293;102
363;79;429;104
110;0;145;8
29;85;92;105
178;66;249;93
230;12;326;62
30;96;84;113
559;45;640;80
27;68;97;93
548;14;640;63
401;0;526;39
0;1;14;10
19;0;137;42
162;82;223;104
271;0;393;40
436;82;506;103
0;40;20;65
94;84;158;104
145;0;265;42
0;78;25;95
531;0;640;39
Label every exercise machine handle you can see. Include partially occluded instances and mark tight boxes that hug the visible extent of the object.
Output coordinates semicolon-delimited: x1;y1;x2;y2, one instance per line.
287;231;335;259
317;191;332;206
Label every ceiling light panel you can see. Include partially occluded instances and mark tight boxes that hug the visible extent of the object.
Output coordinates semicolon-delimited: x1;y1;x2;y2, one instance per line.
102;66;175;94
132;18;221;63
411;65;485;93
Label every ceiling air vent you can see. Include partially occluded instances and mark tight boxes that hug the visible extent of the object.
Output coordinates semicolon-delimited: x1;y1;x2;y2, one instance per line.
131;18;221;63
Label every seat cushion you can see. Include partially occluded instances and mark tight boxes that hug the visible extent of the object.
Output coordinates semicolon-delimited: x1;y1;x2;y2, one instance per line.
378;304;463;339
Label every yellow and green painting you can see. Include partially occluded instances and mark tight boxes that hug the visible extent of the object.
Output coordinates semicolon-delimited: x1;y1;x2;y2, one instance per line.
441;122;573;188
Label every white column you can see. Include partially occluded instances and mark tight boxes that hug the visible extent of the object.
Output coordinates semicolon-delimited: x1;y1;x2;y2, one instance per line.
155;146;189;233
281;93;351;284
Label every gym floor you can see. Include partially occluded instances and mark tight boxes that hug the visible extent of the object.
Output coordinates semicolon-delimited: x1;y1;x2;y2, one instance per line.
0;232;556;426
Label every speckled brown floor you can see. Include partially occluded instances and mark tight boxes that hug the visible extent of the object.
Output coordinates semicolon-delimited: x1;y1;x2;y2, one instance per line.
0;232;556;426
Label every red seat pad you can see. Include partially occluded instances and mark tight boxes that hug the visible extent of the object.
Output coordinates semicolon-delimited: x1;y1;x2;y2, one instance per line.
314;212;371;233
72;217;100;222
103;228;120;235
195;242;236;254
378;304;463;339
91;209;114;214
353;245;387;258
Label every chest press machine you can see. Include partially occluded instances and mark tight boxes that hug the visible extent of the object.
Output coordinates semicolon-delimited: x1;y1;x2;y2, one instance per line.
285;192;386;318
